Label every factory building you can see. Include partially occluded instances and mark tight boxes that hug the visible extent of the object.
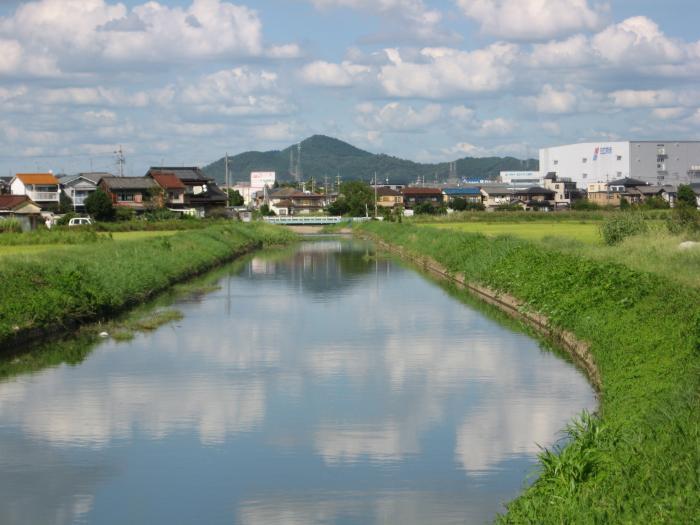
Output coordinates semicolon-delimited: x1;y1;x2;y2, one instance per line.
539;141;700;188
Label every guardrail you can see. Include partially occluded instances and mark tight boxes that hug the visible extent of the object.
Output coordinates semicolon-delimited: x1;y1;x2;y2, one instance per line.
263;216;344;225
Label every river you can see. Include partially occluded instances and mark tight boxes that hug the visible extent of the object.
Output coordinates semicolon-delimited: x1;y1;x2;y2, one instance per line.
0;239;596;524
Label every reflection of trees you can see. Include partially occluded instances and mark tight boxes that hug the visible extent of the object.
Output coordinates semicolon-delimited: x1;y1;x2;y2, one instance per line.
0;334;96;381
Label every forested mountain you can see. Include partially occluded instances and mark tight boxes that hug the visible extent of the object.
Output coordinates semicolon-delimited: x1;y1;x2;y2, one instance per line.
203;135;538;185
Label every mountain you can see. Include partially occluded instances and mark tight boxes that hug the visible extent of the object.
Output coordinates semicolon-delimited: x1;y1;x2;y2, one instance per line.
202;135;538;185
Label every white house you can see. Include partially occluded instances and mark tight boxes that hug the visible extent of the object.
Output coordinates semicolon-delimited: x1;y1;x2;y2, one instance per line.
11;173;61;209
61;172;109;210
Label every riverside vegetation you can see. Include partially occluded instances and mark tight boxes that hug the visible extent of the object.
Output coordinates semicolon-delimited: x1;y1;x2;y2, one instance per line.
0;222;296;349
358;221;699;523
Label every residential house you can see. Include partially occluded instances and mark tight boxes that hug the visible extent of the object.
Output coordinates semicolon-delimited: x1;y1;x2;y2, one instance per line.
480;185;515;209
266;187;325;215
0;195;42;231
147;171;186;209
146;167;226;216
690;183;700;208
401;187;443;209
61;172;108;211
10;173;61;210
587;178;648;207
100;176;158;212
0;176;11;194
442;187;483;205
376;187;403;209
514;186;557;211
542;173;582;209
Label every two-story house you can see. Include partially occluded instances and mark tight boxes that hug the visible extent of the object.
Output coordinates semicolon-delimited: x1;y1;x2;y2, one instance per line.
148;171;186;209
146;167;226;216
376;187;403;209
100;176;158;212
480;185;514;209
61;172;109;211
10;173;60;210
400;187;443;209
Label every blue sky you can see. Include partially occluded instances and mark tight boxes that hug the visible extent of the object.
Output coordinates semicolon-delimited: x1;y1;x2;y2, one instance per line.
0;0;699;176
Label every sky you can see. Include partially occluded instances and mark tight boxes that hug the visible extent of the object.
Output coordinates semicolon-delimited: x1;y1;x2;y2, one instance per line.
0;0;699;176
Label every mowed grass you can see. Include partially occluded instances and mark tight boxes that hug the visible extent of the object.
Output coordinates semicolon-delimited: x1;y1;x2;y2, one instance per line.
422;221;602;244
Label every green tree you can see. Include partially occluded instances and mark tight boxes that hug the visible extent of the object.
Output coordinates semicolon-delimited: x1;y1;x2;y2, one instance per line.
58;191;74;214
414;201;437;215
227;189;244;206
677;184;697;208
333;181;374;216
450;197;467;211
84;189;115;221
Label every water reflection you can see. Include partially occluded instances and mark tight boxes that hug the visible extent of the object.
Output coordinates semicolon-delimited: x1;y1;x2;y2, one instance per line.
0;239;596;524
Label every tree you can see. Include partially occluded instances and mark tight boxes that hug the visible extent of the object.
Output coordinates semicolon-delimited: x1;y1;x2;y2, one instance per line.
58;191;74;214
338;180;374;216
85;189;115;221
227;189;244;206
450;197;467;211
414;202;437;215
677;184;697;208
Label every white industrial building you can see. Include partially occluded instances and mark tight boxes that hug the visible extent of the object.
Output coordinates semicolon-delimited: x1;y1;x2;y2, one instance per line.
539;141;700;188
499;171;543;190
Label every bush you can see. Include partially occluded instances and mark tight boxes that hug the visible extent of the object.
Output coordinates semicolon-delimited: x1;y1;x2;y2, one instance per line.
666;204;700;234
115;206;135;221
599;213;648;245
642;195;670;210
677;184;697;208
571;199;600;211
56;212;78;226
450;198;467;211
414;201;446;215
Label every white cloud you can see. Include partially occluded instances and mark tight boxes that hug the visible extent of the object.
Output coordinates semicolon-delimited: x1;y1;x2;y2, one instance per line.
457;0;607;40
357;102;443;131
529;35;593;67
524;84;601;114
253;122;297;141
0;0;298;76
651;107;687;120
379;43;518;98
592;16;684;65
477;117;516;136
300;60;370;87
609;89;677;108
449;105;476;124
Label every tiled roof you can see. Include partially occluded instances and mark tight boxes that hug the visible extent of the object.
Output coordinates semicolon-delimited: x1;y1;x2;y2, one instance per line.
0;195;36;211
150;172;186;190
101;176;158;190
15;173;59;185
376;187;401;197
401;187;442;195
442;187;481;195
148;167;208;181
608;177;647;187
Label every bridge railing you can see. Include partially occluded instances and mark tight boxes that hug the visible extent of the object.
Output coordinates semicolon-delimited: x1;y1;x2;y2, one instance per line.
263;216;344;225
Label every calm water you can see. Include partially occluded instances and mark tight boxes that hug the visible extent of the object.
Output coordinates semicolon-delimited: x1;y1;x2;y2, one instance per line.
0;239;595;525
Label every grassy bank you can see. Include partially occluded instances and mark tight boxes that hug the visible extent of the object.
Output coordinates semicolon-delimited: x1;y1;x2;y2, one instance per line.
0;223;296;349
358;222;699;523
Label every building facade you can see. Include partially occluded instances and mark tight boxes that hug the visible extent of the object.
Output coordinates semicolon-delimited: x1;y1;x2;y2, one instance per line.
539;141;700;188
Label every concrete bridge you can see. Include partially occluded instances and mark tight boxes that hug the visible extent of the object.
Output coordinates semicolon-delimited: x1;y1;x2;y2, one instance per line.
263;216;369;225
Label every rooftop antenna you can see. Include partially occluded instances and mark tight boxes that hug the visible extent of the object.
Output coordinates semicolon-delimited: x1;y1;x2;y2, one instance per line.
114;145;125;177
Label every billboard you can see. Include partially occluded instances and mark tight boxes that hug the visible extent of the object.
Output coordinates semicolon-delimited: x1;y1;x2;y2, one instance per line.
250;171;275;192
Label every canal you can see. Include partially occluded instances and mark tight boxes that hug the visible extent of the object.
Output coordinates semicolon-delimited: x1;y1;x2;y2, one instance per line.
0;239;596;524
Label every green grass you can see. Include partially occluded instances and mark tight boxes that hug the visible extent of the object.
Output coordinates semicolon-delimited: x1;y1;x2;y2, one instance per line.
0;222;297;347
358;221;700;524
422;221;602;244
108;230;179;241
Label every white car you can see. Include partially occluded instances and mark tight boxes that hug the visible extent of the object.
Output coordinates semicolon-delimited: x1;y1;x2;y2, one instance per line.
68;217;93;227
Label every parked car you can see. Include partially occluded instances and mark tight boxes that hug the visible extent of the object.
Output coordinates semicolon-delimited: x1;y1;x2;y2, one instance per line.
68;217;93;227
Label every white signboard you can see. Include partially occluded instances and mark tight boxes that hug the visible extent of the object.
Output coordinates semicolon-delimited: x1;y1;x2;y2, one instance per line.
250;171;276;192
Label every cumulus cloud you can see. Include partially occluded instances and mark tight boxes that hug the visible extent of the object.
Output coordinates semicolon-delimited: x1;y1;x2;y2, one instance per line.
300;60;371;87
356;102;443;131
0;0;298;77
592;16;684;65
379;43;518;98
523;84;602;114
457;0;607;40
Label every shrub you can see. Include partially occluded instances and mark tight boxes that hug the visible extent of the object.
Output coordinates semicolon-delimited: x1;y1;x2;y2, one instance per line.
114;206;135;221
571;199;600;211
450;198;467;211
677;184;697;208
85;189;115;221
599;213;648;245
56;212;77;226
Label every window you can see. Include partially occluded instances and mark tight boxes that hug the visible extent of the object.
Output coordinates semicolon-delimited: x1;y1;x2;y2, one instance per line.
118;192;134;201
553;160;558;165
617;172;622;177
582;158;587;163
582;173;588;179
617;155;622;161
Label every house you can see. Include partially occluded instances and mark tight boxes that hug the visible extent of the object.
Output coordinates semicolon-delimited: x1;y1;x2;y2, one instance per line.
442;187;483;205
514;186;557;211
401;187;443;209
10;173;60;209
587;178;648;207
60;172;108;211
147;171;186;209
480;185;515;209
542;173;582;209
376;187;404;208
0;195;43;231
690;183;700;208
100;176;158;211
0;177;11;194
266;187;325;215
146;167;226;216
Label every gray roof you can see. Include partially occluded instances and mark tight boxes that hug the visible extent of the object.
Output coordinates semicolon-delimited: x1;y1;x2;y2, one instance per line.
148;166;208;181
480;184;514;195
101;176;158;190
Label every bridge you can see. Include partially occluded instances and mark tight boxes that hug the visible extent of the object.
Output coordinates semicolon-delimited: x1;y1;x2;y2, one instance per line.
263;216;370;225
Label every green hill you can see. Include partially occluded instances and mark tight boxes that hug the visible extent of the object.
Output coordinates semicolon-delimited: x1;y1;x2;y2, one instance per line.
203;135;538;185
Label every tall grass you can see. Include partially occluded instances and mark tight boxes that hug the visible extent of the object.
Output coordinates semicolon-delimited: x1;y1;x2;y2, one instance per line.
0;222;296;347
358;221;700;523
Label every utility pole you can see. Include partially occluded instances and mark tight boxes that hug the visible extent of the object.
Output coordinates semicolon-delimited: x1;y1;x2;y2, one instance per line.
374;171;378;218
336;173;341;193
115;146;125;177
225;152;229;207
